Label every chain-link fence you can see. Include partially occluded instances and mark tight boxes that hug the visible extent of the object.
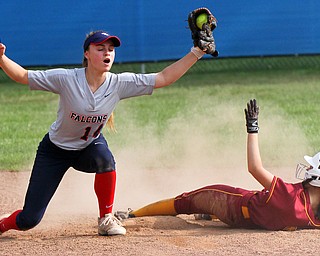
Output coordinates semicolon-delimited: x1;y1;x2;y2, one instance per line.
111;54;320;74
1;54;320;83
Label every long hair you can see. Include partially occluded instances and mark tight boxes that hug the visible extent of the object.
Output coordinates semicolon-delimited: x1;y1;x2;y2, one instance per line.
303;179;320;219
82;30;116;132
106;112;116;133
82;30;105;67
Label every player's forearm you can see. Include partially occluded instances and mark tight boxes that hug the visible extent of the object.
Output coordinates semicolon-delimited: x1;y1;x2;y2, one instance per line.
247;134;263;172
154;51;198;88
247;133;274;189
0;55;28;85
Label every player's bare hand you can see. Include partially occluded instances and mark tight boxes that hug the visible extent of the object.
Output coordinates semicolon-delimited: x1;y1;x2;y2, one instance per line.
0;42;6;58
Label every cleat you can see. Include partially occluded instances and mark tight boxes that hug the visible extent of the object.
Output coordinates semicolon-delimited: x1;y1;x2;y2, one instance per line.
98;213;126;236
114;208;135;221
194;214;213;220
0;213;10;235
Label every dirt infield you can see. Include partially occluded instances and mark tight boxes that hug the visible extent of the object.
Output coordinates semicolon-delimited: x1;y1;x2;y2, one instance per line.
0;169;319;256
0;108;316;255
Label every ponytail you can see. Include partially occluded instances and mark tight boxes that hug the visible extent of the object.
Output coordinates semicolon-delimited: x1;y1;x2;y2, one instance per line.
106;112;116;133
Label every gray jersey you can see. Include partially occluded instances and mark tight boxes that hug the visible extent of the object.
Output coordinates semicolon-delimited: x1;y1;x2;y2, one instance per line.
28;68;156;150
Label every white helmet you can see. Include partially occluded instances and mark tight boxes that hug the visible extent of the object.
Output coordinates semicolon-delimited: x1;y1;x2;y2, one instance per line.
296;152;320;187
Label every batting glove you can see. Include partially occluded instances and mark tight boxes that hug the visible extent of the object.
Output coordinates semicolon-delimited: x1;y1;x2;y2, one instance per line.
245;99;259;133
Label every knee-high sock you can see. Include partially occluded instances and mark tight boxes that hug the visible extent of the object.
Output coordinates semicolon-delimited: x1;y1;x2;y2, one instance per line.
94;171;116;218
0;210;22;233
130;198;177;217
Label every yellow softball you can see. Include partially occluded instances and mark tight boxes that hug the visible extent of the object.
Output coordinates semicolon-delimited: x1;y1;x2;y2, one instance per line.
196;13;208;29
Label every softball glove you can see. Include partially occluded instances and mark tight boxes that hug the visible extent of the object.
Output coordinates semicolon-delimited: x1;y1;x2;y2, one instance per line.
188;7;218;57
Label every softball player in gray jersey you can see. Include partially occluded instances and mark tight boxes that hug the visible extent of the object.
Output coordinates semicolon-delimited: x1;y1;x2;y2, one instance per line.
28;68;155;150
0;30;215;236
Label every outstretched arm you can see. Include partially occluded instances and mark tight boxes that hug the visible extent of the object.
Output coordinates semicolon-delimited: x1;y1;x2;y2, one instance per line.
154;47;204;89
245;99;274;190
0;43;28;85
154;7;218;89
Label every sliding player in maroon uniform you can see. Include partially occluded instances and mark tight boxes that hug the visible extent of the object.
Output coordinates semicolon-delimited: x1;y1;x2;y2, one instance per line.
117;99;320;231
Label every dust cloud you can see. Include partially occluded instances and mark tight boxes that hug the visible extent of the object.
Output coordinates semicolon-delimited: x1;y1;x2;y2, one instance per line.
34;100;311;218
113;100;311;211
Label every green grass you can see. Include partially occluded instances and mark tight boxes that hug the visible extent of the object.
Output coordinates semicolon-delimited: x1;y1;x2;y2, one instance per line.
0;84;58;170
1;55;320;171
